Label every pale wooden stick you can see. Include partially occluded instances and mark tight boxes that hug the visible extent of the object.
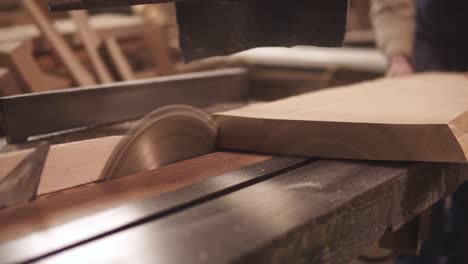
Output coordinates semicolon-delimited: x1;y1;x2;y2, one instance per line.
103;37;136;81
69;10;114;83
20;0;96;87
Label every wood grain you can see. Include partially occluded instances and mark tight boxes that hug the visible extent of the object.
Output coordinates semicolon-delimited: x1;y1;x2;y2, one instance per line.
215;73;468;162
0;136;122;195
0;152;270;243
33;160;468;264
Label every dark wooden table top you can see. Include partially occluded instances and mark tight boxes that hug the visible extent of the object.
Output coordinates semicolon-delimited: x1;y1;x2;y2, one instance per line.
0;152;271;243
0;151;466;264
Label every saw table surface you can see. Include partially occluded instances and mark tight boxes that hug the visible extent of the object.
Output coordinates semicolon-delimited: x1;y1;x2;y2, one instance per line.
0;152;271;243
0;149;466;264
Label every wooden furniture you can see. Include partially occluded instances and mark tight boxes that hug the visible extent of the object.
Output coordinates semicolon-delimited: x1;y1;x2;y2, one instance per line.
19;0;97;87
102;37;136;80
143;22;175;76
0;0;67;25
69;11;114;83
0;11;173;82
0;40;70;93
133;4;177;75
348;0;372;31
215;73;468;162
0;5;29;27
0;11;29;27
69;10;136;82
0;13;160;89
0;14;152;45
0;68;21;96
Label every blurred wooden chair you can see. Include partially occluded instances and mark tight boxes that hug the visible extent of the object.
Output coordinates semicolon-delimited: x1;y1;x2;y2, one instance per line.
20;0;97;87
0;68;20;96
133;4;179;76
0;40;70;94
0;0;177;96
69;10;135;82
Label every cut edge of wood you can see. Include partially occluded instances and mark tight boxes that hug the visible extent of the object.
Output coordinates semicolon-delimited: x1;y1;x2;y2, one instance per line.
215;115;468;163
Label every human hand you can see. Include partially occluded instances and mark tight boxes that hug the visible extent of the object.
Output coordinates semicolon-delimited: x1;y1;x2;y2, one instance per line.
386;55;414;78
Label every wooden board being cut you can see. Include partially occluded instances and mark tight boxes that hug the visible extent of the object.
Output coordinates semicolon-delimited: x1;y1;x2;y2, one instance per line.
179;46;387;74
215;72;468;162
0;136;121;195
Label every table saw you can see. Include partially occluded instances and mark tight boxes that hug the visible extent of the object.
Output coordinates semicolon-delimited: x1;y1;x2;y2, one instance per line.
1;67;467;264
0;1;467;263
1;141;467;263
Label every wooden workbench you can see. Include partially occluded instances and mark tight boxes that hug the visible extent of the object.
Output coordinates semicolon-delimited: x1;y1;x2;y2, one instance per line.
0;148;466;263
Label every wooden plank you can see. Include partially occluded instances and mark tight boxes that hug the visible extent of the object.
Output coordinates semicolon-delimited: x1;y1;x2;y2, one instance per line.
0;136;122;196
69;10;114;84
20;0;96;87
103;37;136;81
0;68;21;96
27;160;468;264
0;40;70;93
0;152;273;263
180;47;387;74
0;68;248;143
215;73;468;163
70;10;135;82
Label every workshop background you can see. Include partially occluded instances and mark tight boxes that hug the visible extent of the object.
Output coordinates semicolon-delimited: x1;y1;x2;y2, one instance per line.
0;0;380;99
1;1;465;264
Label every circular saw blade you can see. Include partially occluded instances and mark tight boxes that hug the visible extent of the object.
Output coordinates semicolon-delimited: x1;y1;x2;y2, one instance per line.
101;105;218;181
